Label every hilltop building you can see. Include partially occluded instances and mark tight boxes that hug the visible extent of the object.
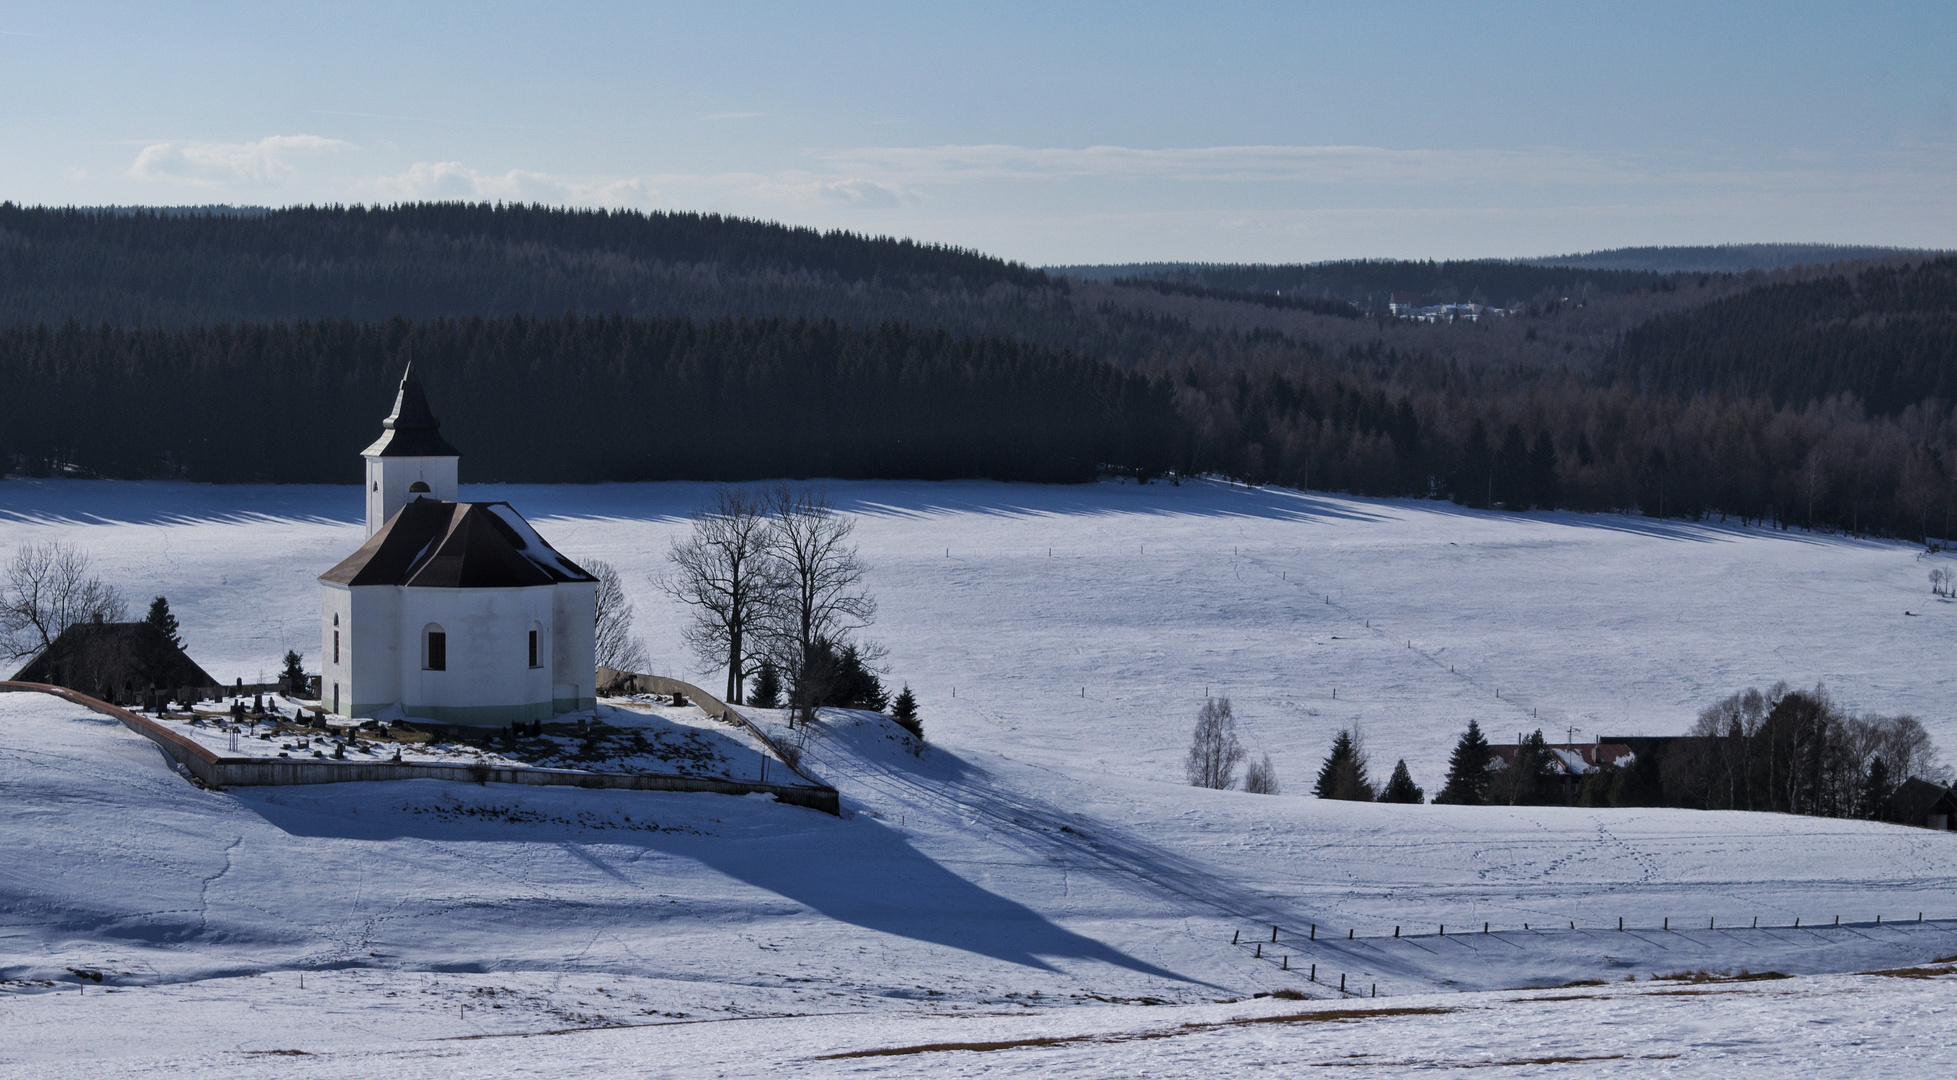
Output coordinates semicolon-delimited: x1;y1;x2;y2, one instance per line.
11;614;216;703
318;367;598;725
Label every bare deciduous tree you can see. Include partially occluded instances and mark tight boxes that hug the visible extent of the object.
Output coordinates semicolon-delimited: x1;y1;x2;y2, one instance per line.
1185;696;1245;790
0;541;127;662
1242;752;1280;795
663;488;781;704
762;484;876;725
588;559;649;675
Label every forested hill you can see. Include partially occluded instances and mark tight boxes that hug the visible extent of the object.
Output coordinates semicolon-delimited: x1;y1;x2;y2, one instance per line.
1054;259;1674;309
0;202;1053;328
1527;243;1934;273
1610;256;1957;415
0;316;1177;484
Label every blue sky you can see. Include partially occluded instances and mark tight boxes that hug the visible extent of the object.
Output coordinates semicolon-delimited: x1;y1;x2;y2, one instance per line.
3;2;1952;263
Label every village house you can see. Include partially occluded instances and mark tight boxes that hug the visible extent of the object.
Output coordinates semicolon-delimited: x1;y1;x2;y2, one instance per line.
317;366;598;726
11;612;216;705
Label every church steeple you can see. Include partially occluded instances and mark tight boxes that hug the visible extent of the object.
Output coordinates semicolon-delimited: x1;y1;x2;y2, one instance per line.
362;364;461;459
360;365;461;537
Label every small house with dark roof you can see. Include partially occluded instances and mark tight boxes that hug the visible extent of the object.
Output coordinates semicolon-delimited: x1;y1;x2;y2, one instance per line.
11;614;216;703
319;368;598;725
1891;778;1957;831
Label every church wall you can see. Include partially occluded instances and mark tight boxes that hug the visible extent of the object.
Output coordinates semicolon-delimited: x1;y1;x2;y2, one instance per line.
364;454;458;537
394;585;560;725
323;583;401;718
551;579;598;713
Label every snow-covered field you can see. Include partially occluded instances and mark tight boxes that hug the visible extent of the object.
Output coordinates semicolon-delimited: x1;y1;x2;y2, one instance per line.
3;477;1955;1074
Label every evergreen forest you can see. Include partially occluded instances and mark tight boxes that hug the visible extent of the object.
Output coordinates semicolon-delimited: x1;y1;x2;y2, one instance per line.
0;202;1953;542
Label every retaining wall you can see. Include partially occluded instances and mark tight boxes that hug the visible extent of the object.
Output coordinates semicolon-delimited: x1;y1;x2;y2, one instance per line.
595;666;826;788
0;680;840;815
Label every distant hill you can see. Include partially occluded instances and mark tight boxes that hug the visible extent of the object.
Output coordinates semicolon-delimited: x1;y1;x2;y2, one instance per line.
1609;255;1957;415
0;202;1052;328
1051;259;1675;310
1526;243;1938;273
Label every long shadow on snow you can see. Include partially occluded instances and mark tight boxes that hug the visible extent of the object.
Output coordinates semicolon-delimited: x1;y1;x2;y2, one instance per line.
237;781;1206;987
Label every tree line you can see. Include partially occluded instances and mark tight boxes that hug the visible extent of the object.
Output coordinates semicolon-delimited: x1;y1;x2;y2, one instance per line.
0;315;1181;485
1167;359;1957;542
0;202;1050;328
1417;689;1948;822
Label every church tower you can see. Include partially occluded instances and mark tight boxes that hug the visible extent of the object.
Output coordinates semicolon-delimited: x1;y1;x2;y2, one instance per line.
360;365;460;537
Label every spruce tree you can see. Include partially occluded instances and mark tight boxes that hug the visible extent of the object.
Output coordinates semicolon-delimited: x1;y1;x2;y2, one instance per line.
1860;756;1895;821
747;660;782;709
1381;759;1424;803
280;650;306;693
144;596;183;648
890;684;921;740
1313;728;1375;801
1435;720;1492;805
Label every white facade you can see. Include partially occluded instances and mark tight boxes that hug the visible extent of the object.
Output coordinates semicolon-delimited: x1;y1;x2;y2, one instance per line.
321;577;597;724
363;454;458;538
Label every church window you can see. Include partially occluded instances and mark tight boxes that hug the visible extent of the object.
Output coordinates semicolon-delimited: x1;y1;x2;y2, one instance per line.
426;628;447;671
409;481;431;493
528;629;539;668
333;629;340;664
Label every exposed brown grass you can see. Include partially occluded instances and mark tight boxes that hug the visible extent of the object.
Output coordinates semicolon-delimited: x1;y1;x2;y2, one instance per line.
815;1006;1454;1059
1654;969;1790;984
1859;963;1957;980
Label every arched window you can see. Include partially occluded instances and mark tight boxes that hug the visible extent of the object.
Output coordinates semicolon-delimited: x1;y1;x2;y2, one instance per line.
424;624;447;671
528;622;543;668
408;481;431;493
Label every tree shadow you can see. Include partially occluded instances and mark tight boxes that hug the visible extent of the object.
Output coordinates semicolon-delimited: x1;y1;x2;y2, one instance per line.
235;780;1210;987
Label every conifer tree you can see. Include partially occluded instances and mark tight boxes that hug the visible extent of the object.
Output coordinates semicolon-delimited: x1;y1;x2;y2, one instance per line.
144;596;183;649
890;684;921;740
280;649;305;693
1381;759;1424;803
1435;720;1492;805
1860;756;1895;821
1313;728;1375;801
747;660;782;709
1495;729;1562;805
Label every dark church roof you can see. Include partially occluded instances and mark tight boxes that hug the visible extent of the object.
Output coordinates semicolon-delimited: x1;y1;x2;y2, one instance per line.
320;499;597;589
361;364;462;459
11;618;217;692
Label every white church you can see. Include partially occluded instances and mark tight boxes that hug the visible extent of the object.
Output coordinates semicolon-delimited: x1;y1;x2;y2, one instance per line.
318;367;598;726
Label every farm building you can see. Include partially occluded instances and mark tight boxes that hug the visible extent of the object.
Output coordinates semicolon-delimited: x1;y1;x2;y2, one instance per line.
10;613;216;703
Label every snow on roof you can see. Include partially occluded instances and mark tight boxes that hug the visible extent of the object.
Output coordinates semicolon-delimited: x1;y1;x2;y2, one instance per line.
1550;748;1595;775
485;503;594;582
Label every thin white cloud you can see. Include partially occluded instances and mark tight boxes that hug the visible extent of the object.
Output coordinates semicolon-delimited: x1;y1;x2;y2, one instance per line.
130;135;349;187
817;143;1635;186
361;162;906;211
814;141;1957;192
748;175;903;208
361;162;660;205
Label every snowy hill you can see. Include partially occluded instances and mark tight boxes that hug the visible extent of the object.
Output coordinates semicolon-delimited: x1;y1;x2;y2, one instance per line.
4;477;1957;1072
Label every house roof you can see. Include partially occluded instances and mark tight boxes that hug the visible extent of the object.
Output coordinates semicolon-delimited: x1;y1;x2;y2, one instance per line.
1892;777;1957;822
361;364;461;459
11;619;217;690
319;498;596;589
